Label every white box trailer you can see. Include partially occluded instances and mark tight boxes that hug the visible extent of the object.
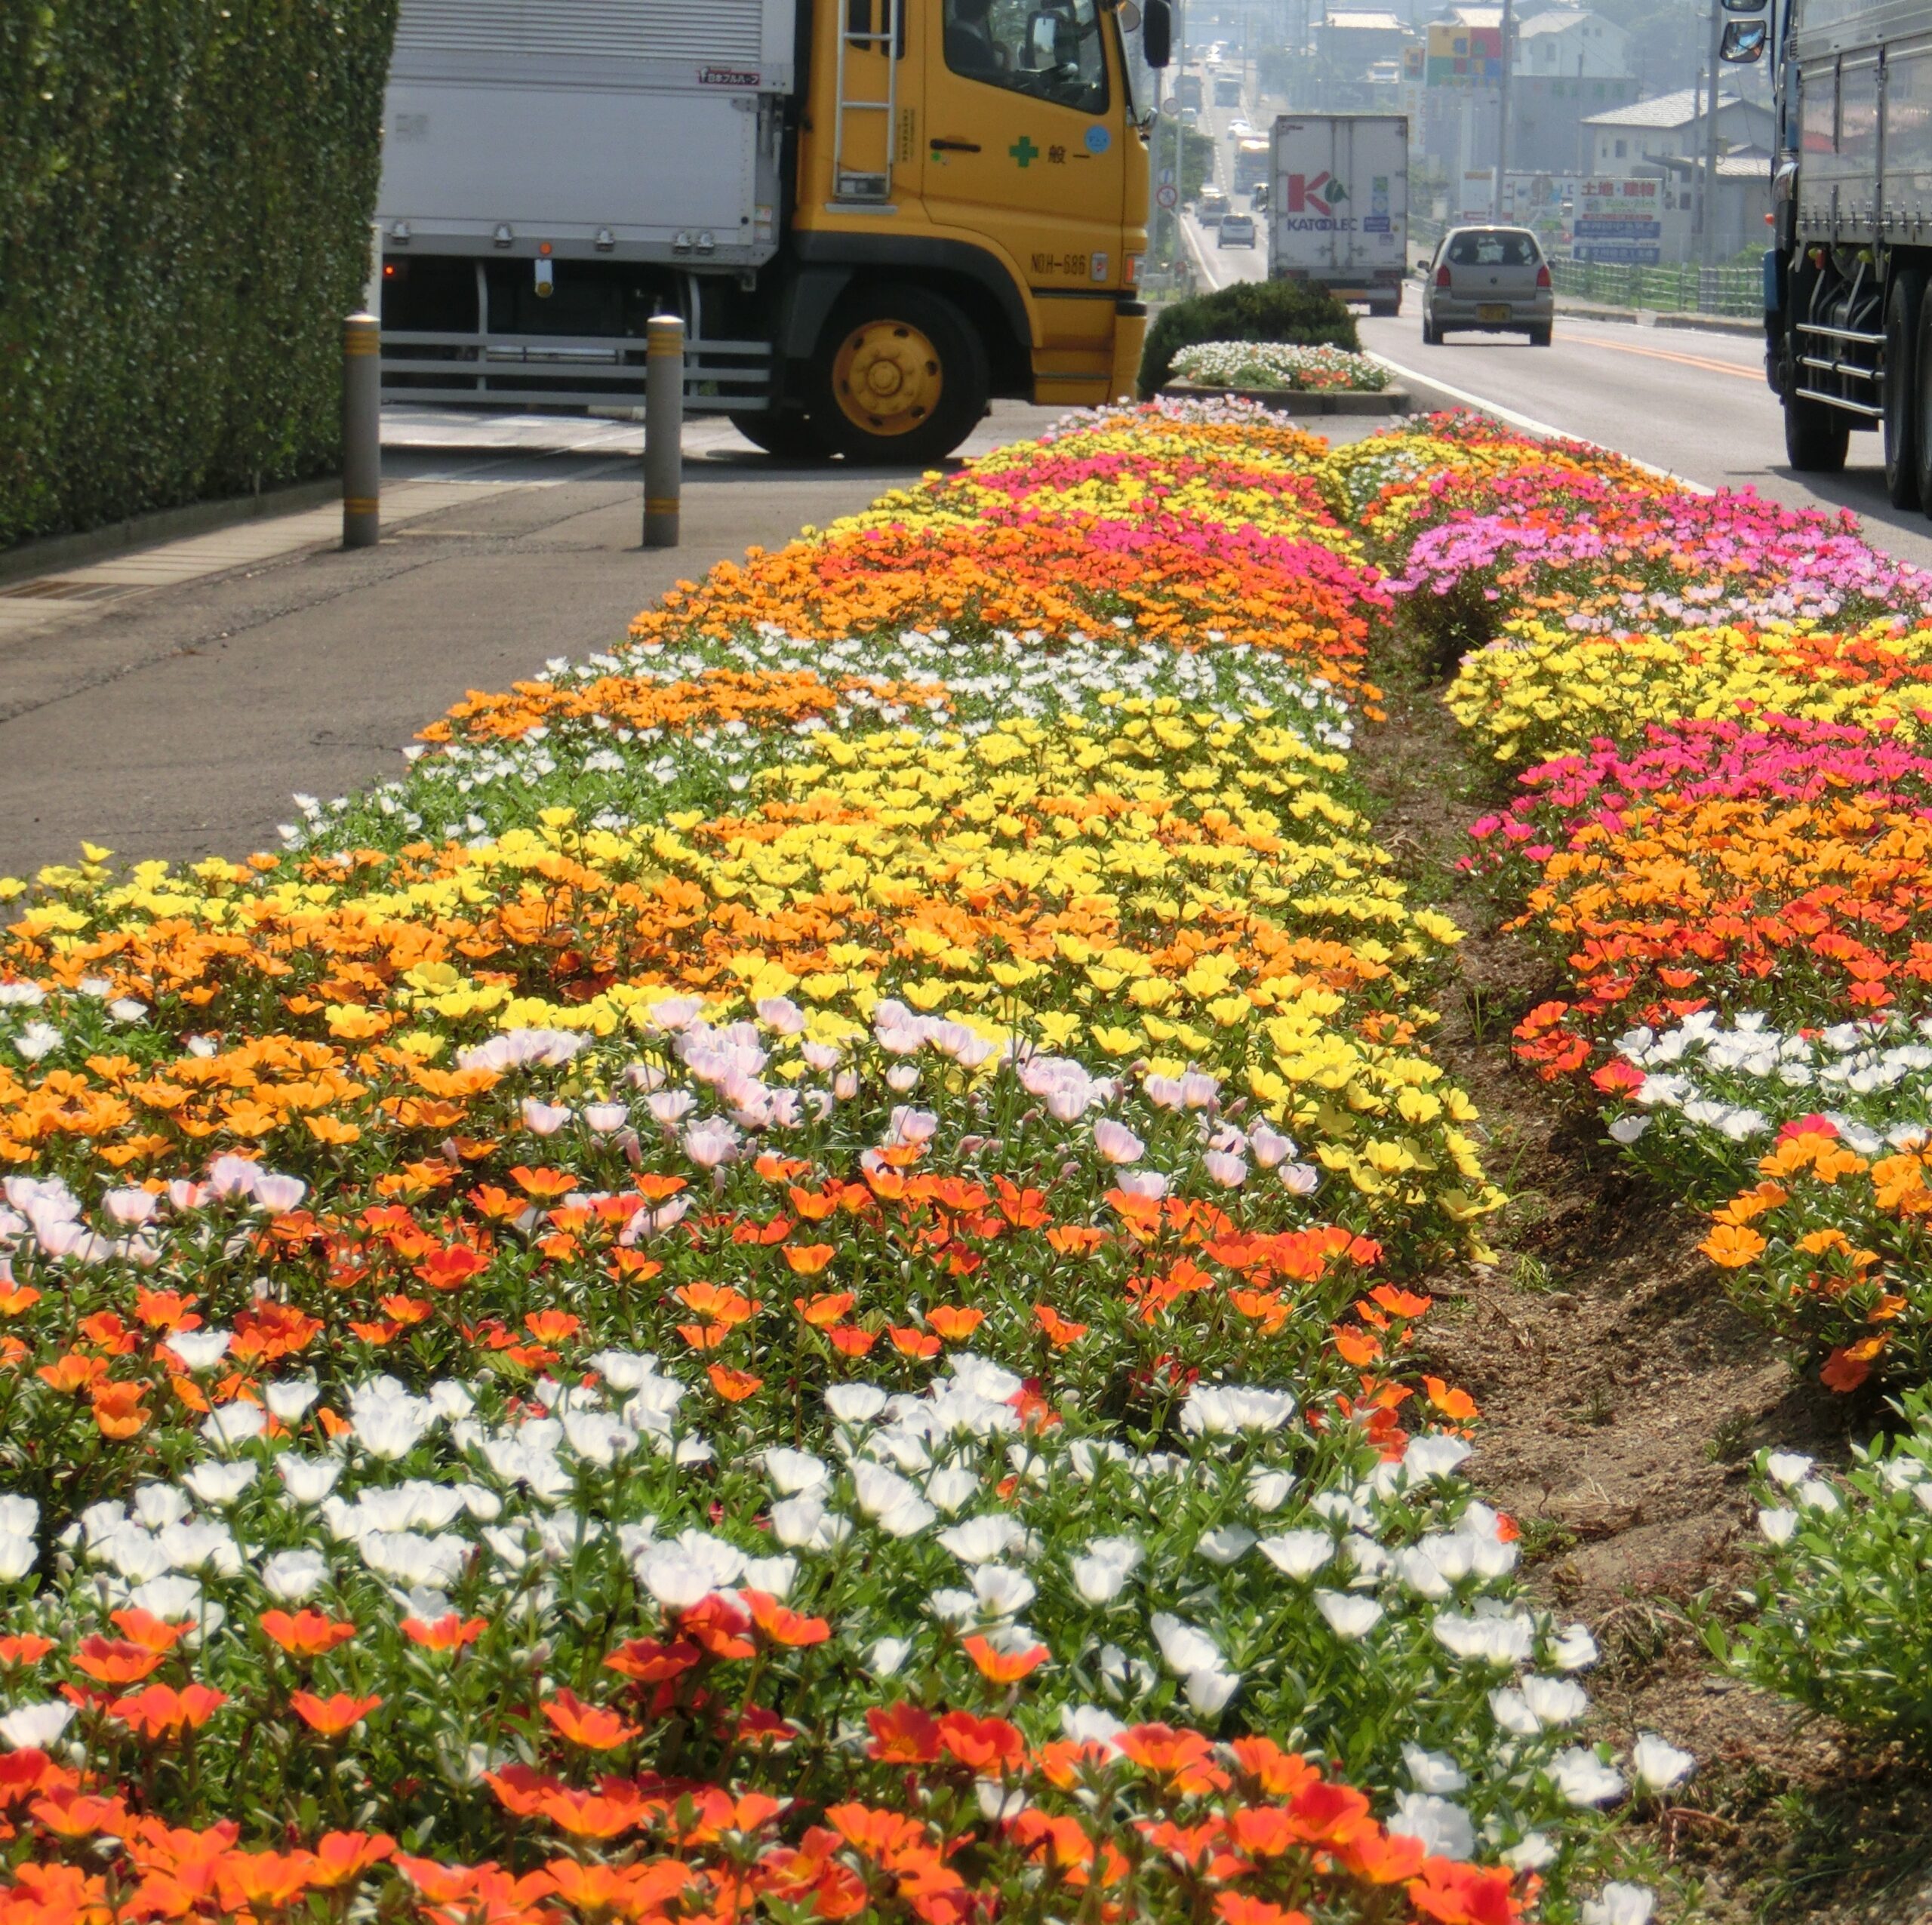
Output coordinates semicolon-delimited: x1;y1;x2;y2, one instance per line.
1266;112;1407;315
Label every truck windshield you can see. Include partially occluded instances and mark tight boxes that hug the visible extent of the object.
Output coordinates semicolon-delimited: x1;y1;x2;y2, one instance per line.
945;0;1109;113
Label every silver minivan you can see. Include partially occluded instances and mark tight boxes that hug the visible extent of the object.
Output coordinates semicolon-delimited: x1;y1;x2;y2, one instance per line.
1422;226;1554;345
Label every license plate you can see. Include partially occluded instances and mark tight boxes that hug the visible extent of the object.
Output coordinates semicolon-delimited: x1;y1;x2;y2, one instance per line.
1478;303;1511;322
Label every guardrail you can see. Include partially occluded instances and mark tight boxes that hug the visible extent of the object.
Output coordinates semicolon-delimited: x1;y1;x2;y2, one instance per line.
1549;258;1762;320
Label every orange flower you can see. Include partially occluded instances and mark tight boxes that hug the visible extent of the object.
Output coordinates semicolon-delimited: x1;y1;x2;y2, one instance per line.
72;1636;165;1686
109;1683;227;1736
927;1305;985;1341
708;1363;763;1402
523;1308;581;1343
290;1691;381;1736
260;1610;357;1658
794;1290;856;1327
743;1590;832;1648
783;1244;835;1275
401;1614;488;1651
1700;1222;1768;1268
91;1381;150;1439
540;1689;639;1750
962;1635;1050;1683
888;1325;940;1359
1033;1302;1089;1346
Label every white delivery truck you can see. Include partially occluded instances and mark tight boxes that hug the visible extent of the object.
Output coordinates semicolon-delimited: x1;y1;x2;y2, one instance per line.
1265;112;1407;316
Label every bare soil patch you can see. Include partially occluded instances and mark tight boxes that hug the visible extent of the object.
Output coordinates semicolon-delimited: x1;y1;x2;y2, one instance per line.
1361;653;1932;1922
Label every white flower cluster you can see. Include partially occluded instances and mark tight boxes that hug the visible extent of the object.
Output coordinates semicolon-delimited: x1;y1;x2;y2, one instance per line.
1171;342;1392;395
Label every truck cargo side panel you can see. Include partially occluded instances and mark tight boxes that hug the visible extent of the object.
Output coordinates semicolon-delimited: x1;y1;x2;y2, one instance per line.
1267;113;1406;288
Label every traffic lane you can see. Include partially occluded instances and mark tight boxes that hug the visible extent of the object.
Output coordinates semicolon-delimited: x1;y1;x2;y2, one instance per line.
1358;308;1932;570
1182;212;1268;291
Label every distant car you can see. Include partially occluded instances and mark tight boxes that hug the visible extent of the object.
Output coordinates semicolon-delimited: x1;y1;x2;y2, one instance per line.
1226;118;1254;140
1217;212;1257;248
1196;188;1229;226
1365;58;1401;84
1179;103;1199;122
1421;225;1553;344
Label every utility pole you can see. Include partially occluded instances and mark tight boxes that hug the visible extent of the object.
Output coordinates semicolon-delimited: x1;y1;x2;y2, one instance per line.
1491;0;1515;220
1702;0;1723;267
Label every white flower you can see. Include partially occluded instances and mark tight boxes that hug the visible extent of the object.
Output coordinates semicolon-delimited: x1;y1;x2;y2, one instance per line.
761;1448;830;1496
1764;1450;1814;1487
1580;1883;1655;1925
1149;1612;1221;1676
265;1378;319;1422
1179;1385;1296;1435
1521;1674;1590;1725
1257;1530;1333;1579
1402;1743;1467;1794
277;1455;342;1504
937;1514;1026;1564
1631;1733;1695;1793
260;1548;331;1601
740;1554;798;1598
1060;1704;1127;1751
1315;1591;1383;1640
1551;1745;1626;1807
1551;1622;1600;1671
1433;1610;1534;1665
0;1702;73;1751
1387;1791;1474;1860
0;1535;35;1582
1183;1668;1240;1717
181;1461;257;1506
166;1330;231;1373
349;1387;435;1461
1246;1468;1295;1512
869;1637;912;1676
826;1383;888;1425
201;1403;267;1453
972;1565;1036;1618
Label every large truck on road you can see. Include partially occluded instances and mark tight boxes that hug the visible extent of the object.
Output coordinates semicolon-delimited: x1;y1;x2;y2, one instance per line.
1263;112;1407;315
374;0;1165;462
1734;0;1932;503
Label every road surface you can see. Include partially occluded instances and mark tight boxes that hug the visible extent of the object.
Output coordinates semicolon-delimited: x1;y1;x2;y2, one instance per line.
1179;180;1932;573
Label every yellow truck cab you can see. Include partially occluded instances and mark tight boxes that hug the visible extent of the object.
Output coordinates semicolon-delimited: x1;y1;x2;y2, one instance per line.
375;0;1164;463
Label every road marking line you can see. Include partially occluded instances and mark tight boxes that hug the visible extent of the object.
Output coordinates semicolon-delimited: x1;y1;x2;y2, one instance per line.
1583;337;1761;380
1366;351;1716;496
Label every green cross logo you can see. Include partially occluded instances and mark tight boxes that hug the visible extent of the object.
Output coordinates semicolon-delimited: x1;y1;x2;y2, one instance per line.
1009;134;1040;168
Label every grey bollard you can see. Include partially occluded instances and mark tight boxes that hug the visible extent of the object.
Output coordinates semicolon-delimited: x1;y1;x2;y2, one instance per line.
342;312;381;550
643;314;683;549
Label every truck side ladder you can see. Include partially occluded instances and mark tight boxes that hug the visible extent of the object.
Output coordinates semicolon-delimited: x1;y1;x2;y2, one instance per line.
832;0;900;201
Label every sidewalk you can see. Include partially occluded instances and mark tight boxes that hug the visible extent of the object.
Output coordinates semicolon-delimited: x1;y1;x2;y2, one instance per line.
0;407;1060;881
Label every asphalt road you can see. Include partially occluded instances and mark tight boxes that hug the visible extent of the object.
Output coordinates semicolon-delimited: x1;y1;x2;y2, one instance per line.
1180;174;1932;574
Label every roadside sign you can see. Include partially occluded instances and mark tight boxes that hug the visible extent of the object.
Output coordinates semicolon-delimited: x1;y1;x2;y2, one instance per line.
1156;183;1179;208
1158;166;1176;186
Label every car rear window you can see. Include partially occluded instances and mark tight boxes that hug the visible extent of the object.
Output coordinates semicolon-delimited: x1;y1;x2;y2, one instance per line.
1447;232;1539;266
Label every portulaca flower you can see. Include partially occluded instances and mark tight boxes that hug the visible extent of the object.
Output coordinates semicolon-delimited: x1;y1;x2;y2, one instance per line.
260;1548;330;1601
1258;1530;1333;1579
1315;1590;1383;1640
278;1455;342;1504
1551;1745;1626;1807
1402;1744;1467;1794
826;1383;888;1426
265;1377;320;1422
1388;1791;1474;1860
1246;1468;1295;1511
166;1330;232;1372
1150;1612;1221;1676
201;1403;267;1453
1631;1733;1695;1792
181;1461;256;1507
1183;1668;1240;1717
0;1702;73;1751
1581;1883;1655;1925
1180;1385;1295;1435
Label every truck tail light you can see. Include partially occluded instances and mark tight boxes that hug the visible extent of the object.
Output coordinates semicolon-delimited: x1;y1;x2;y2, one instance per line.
1535;263;1552;288
1124;252;1144;287
1435;264;1451;288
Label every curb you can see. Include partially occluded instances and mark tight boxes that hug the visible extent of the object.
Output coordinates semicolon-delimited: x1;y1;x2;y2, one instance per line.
0;476;343;589
1161;380;1411;415
1553;297;1762;338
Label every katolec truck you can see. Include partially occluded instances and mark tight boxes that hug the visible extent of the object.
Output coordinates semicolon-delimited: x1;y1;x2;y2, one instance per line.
1734;0;1932;504
375;0;1165;462
1264;112;1407;315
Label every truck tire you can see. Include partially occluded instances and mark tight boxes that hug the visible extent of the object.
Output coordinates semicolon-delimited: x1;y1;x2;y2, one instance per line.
728;410;831;461
1527;324;1552;346
1915;292;1932;514
808;285;989;466
1884;270;1926;508
1783;379;1850;473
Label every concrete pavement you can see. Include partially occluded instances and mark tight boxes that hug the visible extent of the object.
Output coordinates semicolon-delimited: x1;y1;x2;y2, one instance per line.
0;404;1061;881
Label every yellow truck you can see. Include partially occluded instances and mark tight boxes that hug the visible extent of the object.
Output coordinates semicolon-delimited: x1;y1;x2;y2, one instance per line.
374;0;1166;462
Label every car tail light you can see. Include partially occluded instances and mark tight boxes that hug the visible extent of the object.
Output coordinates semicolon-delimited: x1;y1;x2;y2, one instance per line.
1435;264;1451;288
1124;252;1143;287
1535;263;1552;288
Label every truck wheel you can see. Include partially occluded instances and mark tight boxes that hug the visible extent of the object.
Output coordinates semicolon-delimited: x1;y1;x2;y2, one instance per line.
1915;292;1932;514
1783;377;1850;473
728;410;830;461
1420;316;1438;345
1884;270;1925;508
809;286;989;466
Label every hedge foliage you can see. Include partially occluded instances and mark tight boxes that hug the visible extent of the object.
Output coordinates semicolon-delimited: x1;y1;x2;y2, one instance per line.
0;0;399;549
1138;278;1361;396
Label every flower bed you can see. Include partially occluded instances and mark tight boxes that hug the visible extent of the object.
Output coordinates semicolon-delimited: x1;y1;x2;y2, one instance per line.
1169;343;1392;395
0;400;1686;1925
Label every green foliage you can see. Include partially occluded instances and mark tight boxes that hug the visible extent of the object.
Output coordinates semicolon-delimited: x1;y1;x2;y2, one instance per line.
1180;126;1217;201
0;0;399;549
1138;280;1361;396
1718;1395;1932;1751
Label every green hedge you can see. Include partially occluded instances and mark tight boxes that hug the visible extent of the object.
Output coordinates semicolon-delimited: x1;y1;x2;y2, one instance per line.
0;0;398;550
1138;280;1361;397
